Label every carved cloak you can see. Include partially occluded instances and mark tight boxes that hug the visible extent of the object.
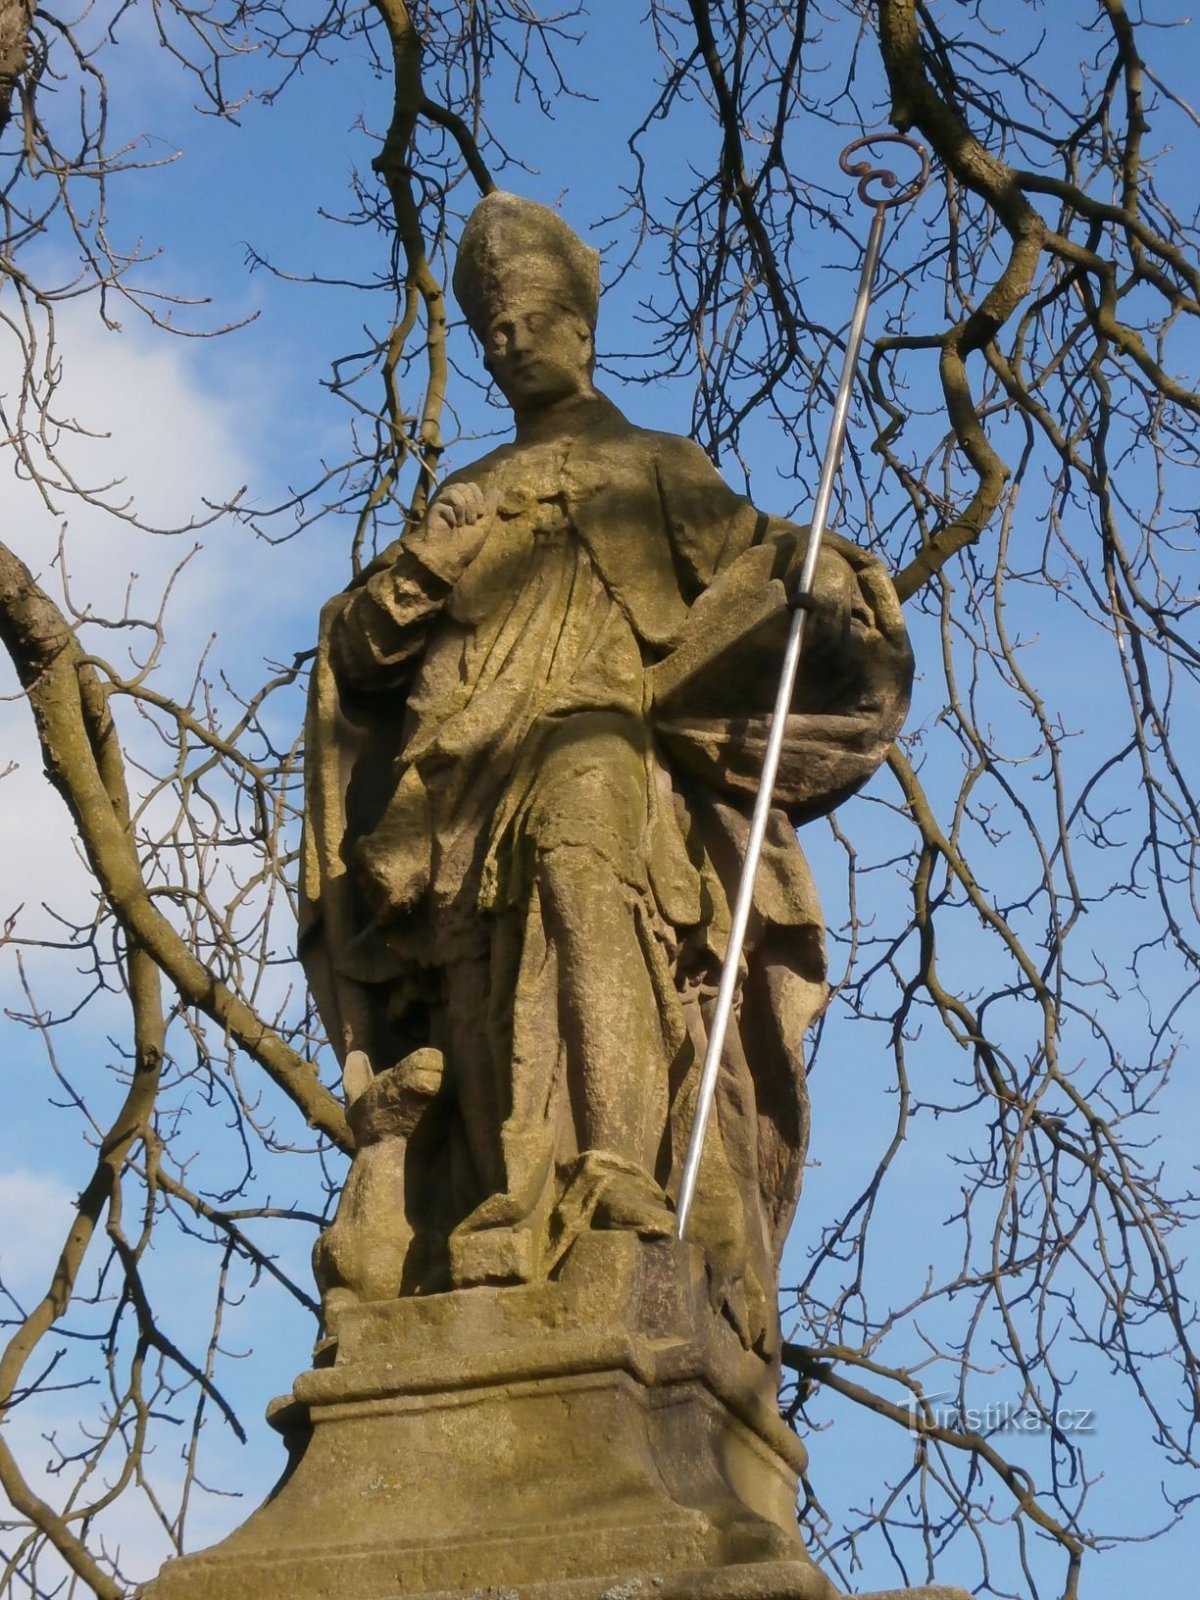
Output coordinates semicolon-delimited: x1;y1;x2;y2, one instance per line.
301;395;912;1325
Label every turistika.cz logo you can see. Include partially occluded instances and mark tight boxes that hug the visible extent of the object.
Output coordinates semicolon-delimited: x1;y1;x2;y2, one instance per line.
907;1393;1096;1436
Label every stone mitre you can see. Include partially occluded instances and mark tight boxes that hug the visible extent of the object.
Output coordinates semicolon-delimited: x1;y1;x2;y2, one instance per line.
452;190;601;337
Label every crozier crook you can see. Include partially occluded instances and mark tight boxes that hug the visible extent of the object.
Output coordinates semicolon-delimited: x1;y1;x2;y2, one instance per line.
676;133;931;1237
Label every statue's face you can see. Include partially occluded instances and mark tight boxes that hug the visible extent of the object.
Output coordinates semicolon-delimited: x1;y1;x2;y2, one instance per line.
483;301;593;412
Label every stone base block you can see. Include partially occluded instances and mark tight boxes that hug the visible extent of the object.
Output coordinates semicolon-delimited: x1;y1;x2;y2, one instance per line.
379;1571;971;1600
135;1236;965;1600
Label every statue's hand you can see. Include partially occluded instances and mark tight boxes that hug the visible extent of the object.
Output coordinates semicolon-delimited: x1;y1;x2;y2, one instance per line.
773;533;871;653
851;551;909;652
779;535;913;690
415;481;498;583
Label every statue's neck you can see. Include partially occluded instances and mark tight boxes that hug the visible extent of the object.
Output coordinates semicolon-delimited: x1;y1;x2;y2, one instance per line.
511;388;614;446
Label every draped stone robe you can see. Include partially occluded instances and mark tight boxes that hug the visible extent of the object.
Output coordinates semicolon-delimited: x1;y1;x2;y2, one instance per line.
301;393;912;1352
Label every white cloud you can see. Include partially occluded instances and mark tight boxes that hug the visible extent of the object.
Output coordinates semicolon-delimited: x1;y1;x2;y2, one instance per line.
4;297;253;614
0;1168;76;1299
0;300;320;952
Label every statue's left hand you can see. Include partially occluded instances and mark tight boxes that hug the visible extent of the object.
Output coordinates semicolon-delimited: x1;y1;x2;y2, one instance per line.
850;551;909;651
768;530;911;688
771;534;870;649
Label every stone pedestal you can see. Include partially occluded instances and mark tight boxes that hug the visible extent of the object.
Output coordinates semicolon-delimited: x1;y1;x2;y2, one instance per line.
136;1235;966;1600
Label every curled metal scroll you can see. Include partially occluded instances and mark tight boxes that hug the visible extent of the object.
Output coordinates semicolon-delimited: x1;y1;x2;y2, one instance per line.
839;132;930;211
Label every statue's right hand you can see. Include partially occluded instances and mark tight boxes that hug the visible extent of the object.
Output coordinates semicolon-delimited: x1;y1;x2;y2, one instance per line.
418;482;498;580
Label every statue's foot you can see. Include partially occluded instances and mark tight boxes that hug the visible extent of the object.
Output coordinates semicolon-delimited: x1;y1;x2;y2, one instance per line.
454;1187;529;1233
447;1154;676;1286
447;1190;540;1287
544;1151;676;1274
448;1222;536;1287
451;1123;554;1239
447;1159;549;1288
591;1166;675;1238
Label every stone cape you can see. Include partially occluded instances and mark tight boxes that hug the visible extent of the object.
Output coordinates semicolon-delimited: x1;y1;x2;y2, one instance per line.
299;394;914;1336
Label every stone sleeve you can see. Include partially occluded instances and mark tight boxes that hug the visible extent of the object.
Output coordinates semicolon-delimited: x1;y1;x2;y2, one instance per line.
327;546;452;695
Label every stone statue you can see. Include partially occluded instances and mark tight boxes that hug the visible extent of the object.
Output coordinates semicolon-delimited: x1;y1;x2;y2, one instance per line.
138;193;973;1600
300;191;913;1354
